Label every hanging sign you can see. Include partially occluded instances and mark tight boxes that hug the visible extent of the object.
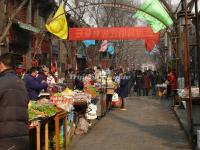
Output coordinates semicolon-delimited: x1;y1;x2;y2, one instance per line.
69;27;159;40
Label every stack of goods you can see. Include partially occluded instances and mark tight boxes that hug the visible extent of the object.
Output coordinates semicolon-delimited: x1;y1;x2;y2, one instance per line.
72;90;91;103
84;86;99;99
50;90;74;112
62;88;91;103
177;87;200;98
49;88;92;111
28;101;59;121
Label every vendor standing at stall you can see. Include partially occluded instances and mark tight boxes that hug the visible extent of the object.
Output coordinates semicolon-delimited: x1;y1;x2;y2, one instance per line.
39;66;56;93
0;53;29;149
24;67;48;100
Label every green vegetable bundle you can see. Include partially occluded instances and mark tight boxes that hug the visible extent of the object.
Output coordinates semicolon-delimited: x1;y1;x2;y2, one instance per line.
29;101;58;119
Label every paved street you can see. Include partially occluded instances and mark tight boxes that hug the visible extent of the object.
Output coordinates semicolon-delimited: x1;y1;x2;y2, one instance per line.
70;96;191;150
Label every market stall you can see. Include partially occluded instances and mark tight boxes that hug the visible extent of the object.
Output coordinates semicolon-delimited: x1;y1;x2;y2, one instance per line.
27;66;120;149
28;100;64;150
177;87;200;105
28;83;100;149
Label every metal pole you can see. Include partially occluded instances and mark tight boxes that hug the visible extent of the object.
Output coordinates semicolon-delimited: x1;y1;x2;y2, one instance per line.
184;0;193;141
194;0;200;94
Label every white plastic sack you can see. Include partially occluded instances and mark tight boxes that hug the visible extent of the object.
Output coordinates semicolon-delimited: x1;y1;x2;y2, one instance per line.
85;103;97;120
112;92;119;102
77;117;89;134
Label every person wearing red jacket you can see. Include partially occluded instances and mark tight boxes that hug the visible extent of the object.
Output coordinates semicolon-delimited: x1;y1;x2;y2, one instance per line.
167;70;177;99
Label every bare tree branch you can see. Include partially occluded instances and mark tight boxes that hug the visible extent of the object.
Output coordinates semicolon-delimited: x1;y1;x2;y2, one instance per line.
0;0;29;43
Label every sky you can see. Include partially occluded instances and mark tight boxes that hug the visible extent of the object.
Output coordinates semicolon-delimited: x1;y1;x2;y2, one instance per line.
54;0;200;27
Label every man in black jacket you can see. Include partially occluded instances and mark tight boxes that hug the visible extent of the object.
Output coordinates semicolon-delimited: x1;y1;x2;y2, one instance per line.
0;53;29;150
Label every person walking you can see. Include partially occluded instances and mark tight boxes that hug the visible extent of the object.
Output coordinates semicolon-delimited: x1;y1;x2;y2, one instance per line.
135;70;143;96
142;71;151;96
117;69;129;110
0;53;29;150
151;71;158;96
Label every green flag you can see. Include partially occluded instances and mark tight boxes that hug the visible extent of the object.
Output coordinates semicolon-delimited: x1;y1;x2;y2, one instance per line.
134;0;173;33
135;11;166;33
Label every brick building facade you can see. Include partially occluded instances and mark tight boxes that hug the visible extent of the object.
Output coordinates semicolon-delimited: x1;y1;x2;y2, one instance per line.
0;0;81;77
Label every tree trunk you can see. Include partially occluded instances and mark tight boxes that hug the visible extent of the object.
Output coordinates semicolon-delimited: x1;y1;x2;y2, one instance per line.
0;0;29;43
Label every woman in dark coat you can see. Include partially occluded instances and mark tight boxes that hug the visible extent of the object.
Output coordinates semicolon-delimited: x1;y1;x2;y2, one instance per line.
142;71;151;96
117;72;130;110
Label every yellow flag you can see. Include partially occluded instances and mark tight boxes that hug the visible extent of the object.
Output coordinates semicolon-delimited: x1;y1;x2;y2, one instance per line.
46;4;68;39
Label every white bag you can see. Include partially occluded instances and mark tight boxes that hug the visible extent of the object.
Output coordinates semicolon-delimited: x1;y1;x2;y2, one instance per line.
85;103;97;120
112;92;119;102
77;117;89;133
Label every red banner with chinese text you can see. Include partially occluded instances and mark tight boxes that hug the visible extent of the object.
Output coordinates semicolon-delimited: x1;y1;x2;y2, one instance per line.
69;27;160;41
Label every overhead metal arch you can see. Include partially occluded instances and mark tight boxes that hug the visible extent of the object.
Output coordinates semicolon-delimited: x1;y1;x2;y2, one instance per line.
65;2;171;27
159;0;176;22
45;1;174;29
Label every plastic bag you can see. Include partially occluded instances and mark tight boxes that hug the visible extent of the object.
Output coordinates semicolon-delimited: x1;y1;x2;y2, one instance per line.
76;117;89;134
112;92;119;102
112;93;121;107
85;103;97;120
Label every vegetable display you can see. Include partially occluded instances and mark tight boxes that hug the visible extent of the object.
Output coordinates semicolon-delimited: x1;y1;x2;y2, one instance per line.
28;101;59;120
84;86;99;98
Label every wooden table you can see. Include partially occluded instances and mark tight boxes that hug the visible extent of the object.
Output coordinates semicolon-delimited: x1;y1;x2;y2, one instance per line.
54;111;68;150
44;120;49;150
29;120;41;150
29;118;49;150
178;96;200;102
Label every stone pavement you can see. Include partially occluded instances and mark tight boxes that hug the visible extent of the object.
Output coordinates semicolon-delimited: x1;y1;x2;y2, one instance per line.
70;96;191;150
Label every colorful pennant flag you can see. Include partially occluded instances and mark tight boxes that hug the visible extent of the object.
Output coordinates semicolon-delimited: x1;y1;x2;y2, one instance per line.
99;40;108;52
145;45;160;57
134;0;173;33
145;32;160;51
151;46;160;54
107;43;115;55
83;40;96;47
46;4;68;39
